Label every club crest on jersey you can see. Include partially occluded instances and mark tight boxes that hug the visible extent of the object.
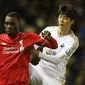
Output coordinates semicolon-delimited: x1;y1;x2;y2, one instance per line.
19;40;24;52
60;44;65;48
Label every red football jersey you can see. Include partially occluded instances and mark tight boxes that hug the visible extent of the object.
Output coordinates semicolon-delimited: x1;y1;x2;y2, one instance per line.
0;32;58;85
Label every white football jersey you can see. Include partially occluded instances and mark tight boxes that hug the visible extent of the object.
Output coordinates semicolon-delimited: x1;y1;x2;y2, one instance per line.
38;26;79;82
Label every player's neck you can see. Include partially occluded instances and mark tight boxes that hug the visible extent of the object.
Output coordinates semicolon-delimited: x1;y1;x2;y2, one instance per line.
8;32;20;39
58;27;71;36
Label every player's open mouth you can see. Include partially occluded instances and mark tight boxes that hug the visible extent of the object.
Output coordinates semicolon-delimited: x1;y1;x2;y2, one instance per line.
6;30;12;33
60;24;63;26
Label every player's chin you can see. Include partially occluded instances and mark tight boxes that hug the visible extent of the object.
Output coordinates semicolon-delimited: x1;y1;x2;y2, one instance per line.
7;32;13;37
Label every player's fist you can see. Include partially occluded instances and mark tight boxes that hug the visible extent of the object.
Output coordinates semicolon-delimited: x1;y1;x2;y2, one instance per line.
41;31;52;41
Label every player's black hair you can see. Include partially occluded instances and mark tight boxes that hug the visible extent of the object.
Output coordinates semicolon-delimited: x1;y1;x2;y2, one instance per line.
7;12;21;22
58;4;78;21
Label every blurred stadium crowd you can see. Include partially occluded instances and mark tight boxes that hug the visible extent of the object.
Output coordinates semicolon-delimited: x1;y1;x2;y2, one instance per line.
0;0;85;85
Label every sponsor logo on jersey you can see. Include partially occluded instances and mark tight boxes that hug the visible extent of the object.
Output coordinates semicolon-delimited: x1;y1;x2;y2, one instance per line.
46;49;56;55
2;46;19;54
2;39;25;54
1;42;6;45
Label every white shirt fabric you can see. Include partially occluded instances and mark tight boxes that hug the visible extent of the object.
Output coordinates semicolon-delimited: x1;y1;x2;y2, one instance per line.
29;26;79;85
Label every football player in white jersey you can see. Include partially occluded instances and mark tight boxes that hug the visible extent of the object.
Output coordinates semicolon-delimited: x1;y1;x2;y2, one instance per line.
29;4;79;85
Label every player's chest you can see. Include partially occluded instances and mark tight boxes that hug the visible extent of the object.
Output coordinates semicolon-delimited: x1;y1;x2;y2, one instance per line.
0;39;24;54
54;36;69;50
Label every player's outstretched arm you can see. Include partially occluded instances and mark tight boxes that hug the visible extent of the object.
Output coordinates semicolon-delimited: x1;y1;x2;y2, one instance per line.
37;38;79;65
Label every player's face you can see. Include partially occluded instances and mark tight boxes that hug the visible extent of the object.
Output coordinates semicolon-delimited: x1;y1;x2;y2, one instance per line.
58;14;74;32
4;16;20;37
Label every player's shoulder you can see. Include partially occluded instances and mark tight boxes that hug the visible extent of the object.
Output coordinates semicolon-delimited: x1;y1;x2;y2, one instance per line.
70;31;79;42
68;31;79;47
42;26;58;34
0;33;7;38
44;26;58;30
20;31;39;39
0;34;8;43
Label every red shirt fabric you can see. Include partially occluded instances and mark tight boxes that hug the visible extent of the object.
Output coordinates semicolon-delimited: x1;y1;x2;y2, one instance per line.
0;32;58;85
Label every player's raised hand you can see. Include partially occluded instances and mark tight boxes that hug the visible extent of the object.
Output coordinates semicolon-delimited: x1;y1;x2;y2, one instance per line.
41;31;52;41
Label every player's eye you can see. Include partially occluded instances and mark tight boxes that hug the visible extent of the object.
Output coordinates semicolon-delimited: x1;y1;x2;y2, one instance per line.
10;22;15;25
64;17;68;20
59;15;62;18
5;22;9;25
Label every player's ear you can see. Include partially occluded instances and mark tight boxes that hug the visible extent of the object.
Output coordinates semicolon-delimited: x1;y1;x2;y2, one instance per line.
71;20;75;25
19;21;22;28
19;24;22;30
20;23;21;28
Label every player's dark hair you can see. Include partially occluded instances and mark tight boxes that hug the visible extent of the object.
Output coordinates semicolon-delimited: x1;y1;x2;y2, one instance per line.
58;4;78;21
58;4;79;35
7;12;20;22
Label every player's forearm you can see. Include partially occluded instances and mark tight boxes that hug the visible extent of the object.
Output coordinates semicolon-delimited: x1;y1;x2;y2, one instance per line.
38;51;66;65
36;38;51;48
36;37;58;49
49;37;58;49
38;43;79;65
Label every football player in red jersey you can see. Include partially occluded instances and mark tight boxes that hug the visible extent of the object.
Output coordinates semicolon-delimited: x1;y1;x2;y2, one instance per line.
0;12;58;85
